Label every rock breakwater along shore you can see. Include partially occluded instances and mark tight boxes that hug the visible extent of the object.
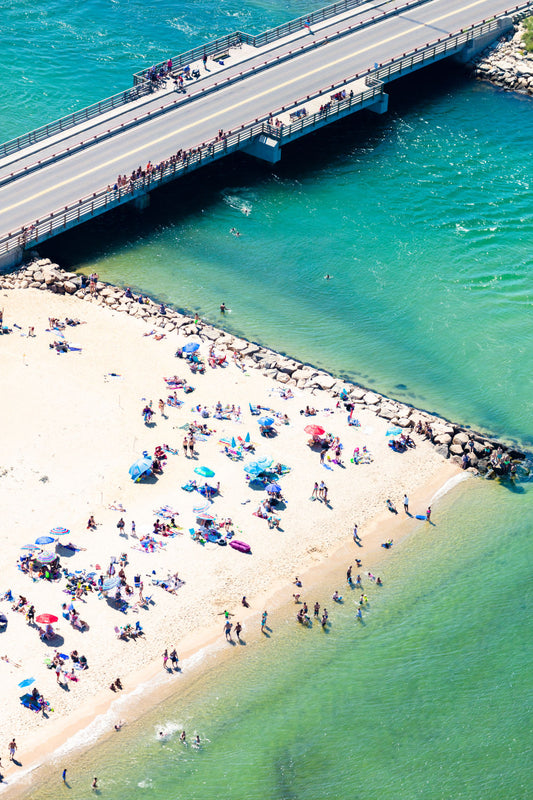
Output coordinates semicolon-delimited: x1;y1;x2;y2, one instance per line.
1;258;528;477
471;18;533;94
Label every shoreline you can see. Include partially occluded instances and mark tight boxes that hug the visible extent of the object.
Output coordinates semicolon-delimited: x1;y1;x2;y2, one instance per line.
470;19;533;95
0;272;520;796
3;461;462;799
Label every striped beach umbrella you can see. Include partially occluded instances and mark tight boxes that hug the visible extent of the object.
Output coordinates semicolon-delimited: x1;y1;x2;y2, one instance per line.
50;526;70;536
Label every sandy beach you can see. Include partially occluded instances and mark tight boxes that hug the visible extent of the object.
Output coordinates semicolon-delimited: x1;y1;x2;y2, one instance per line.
0;286;458;788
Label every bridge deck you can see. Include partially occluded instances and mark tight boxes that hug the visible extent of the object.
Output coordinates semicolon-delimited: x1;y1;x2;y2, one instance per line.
0;0;527;257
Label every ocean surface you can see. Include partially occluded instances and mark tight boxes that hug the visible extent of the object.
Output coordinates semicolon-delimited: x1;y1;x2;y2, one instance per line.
1;1;531;798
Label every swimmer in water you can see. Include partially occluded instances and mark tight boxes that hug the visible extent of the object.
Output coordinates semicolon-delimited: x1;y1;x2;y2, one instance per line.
180;730;186;743
195;734;200;746
220;302;226;313
324;274;331;280
230;228;241;237
114;720;124;731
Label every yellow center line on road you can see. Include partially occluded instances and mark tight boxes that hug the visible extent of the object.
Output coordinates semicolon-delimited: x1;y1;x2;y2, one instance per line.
0;0;493;218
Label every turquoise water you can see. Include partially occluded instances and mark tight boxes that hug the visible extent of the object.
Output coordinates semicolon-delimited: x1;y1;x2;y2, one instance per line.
1;2;532;799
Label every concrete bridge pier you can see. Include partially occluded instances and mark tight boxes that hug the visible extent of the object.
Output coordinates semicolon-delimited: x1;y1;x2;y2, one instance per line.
132;193;151;210
243;134;282;164
367;93;389;115
0;246;23;272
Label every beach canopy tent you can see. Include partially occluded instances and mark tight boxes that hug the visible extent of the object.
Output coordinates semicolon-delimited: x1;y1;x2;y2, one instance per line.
258;416;274;427
129;456;153;482
194;466;215;478
182;341;200;353
304;425;325;436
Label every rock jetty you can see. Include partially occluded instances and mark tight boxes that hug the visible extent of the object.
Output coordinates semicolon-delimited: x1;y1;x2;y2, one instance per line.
471;20;533;94
0;258;526;476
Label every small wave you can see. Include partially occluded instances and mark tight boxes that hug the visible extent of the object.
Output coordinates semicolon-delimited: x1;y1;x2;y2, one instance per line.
430;472;471;503
138;778;154;788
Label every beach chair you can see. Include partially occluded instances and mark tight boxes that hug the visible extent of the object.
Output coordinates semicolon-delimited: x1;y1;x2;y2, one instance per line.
249;402;260;415
134;620;144;636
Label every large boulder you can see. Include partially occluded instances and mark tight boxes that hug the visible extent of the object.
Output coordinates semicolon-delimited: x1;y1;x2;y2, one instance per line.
452;431;470;447
449;443;464;456
363;391;381;405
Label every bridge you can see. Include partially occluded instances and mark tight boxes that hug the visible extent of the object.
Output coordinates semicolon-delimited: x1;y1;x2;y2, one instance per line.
0;0;529;267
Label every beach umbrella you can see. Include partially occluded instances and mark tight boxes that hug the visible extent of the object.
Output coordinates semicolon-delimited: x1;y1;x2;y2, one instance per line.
194;466;215;478
245;432;251;443
18;677;35;688
230;437;237;449
266;483;281;494
196;512;216;522
102;576;121;592
193;500;211;514
129;456;152;481
50;526;70;536
21;544;39;551
304;424;325;436
35;614;58;624
34;552;58;564
182;341;200;353
35;536;54;546
243;460;263;476
255;455;273;470
0;615;7;626
258;416;274;427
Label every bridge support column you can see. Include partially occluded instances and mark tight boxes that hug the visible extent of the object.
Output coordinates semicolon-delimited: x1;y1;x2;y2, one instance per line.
132;193;150;211
243;135;281;164
0;246;23;272
367;93;388;115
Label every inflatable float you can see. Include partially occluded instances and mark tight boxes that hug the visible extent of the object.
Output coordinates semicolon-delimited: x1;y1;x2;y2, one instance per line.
229;539;251;554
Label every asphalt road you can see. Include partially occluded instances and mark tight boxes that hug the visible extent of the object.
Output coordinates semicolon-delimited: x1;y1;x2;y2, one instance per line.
0;0;520;238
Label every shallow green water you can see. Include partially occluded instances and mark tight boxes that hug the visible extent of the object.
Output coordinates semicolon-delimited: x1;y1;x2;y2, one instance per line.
1;2;532;798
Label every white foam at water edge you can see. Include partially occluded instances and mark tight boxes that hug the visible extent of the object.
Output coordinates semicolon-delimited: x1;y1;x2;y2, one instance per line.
430;471;471;504
0;638;227;791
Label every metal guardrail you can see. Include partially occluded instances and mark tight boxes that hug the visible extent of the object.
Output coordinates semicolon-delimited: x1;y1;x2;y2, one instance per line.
0;84;152;161
1;6;531;257
133;0;387;84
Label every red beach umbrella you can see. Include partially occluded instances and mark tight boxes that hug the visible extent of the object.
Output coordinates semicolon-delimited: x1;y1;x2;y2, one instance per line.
304;425;325;436
35;613;58;624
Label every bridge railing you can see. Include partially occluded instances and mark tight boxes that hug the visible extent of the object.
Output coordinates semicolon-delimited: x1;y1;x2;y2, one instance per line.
0;84;153;161
132;0;391;84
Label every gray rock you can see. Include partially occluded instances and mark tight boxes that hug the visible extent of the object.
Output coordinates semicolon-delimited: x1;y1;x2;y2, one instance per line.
452;432;470;447
434;434;452;446
449;444;464;456
363;391;381;405
434;444;449;459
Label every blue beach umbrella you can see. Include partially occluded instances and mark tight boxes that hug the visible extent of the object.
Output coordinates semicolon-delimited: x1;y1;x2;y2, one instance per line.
244;432;251;443
102;576;121;592
194;466;215;478
18;677;36;688
182;341;200;353
35;536;54;546
129;456;153;481
230;437;237;449
266;483;281;494
255;455;273;470
386;427;403;437
50;527;70;536
243;460;263;476
258;416;274;427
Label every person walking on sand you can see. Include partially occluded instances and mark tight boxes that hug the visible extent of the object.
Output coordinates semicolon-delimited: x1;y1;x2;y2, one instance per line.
403;494;409;514
261;611;268;632
170;649;179;669
235;621;242;640
158;398;165;415
426;506;432;522
8;739;17;761
353;523;359;542
311;482;319;500
224;620;233;640
62;768;67;783
347;565;352;585
162;649;169;670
